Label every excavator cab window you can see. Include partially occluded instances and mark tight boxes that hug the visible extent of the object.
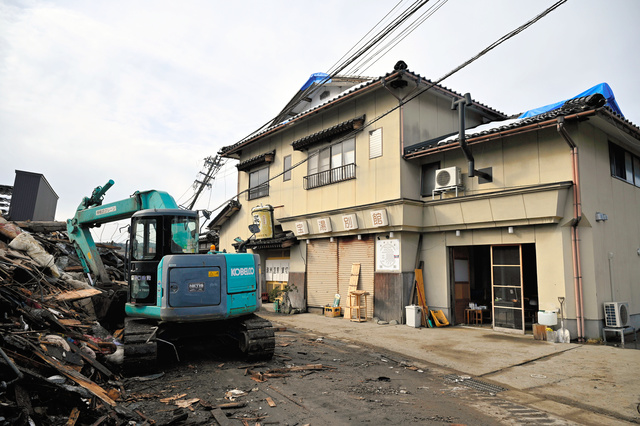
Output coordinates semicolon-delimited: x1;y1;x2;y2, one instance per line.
170;216;198;254
132;219;158;260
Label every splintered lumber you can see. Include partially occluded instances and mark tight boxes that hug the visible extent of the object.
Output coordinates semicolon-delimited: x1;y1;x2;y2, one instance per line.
46;288;103;301
278;364;325;372
65;407;80;426
211;407;235;426
216;401;247;409
267;385;306;409
33;350;116;407
265;397;276;407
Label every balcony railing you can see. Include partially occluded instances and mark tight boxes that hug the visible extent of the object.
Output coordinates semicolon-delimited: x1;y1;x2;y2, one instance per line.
247;183;269;200
303;163;356;190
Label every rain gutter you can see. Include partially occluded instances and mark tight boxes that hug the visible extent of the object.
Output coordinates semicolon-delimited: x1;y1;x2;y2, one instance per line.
556;117;586;342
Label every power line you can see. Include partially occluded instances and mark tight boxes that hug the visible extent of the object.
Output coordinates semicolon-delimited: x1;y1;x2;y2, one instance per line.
230;1;437;147
207;0;568;220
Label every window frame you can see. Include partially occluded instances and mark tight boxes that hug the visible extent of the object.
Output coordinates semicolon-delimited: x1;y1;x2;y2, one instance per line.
304;138;356;189
283;155;292;181
609;141;640;187
420;161;441;197
248;166;270;200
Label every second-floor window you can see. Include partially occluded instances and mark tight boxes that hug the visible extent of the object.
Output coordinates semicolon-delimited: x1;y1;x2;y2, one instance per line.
420;161;441;197
283;155;292;181
249;166;269;200
610;142;640;186
305;138;355;189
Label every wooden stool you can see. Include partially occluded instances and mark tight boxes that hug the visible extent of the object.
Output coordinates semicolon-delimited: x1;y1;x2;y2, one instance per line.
465;308;483;325
349;290;369;322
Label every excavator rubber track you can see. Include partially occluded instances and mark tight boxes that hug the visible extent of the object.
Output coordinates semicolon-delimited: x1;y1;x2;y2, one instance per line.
123;318;158;373
238;314;275;361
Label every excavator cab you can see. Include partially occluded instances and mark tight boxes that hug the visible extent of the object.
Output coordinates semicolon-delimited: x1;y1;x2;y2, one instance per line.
129;209;199;306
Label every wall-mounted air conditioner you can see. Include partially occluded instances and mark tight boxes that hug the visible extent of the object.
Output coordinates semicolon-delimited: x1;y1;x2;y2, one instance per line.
604;302;629;328
434;166;462;190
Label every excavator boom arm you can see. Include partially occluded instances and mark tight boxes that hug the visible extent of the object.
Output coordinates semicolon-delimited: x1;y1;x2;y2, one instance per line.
66;180;180;284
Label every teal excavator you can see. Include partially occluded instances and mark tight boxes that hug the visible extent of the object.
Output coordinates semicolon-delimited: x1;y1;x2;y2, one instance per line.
66;180;274;370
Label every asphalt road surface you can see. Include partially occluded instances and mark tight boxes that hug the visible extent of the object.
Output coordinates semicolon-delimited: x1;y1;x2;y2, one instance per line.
122;324;576;425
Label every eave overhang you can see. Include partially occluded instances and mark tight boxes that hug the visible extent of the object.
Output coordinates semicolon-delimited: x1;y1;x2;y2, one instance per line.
232;232;298;251
207;199;241;231
236;150;275;172
291;115;365;151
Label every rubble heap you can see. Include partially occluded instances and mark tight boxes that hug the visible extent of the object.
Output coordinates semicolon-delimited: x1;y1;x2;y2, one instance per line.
0;217;141;425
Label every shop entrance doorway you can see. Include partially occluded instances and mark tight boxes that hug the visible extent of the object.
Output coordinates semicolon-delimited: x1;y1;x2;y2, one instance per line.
450;244;538;333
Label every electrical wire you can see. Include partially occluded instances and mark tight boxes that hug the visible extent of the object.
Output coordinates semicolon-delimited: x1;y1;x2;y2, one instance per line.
231;0;436;147
349;0;449;75
205;0;568;220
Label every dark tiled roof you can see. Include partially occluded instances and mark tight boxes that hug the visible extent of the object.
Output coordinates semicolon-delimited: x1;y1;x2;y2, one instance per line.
232;231;298;250
219;67;507;157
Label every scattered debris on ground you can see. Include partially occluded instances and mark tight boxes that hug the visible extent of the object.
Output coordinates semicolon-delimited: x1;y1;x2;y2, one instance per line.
0;217;132;425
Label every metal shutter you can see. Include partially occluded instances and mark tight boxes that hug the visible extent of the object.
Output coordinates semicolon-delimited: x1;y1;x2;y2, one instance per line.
307;239;338;308
338;236;375;318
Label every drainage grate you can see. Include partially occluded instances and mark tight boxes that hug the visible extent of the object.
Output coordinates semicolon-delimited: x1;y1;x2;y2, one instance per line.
444;374;507;394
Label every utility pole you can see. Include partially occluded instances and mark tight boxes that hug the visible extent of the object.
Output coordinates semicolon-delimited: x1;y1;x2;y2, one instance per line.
185;155;225;210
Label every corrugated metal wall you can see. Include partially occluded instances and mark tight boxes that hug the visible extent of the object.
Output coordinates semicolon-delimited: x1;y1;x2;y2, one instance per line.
338;236;374;318
9;171;58;221
306;239;338;308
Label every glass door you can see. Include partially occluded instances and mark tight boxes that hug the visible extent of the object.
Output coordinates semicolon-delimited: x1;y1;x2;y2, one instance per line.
491;245;524;334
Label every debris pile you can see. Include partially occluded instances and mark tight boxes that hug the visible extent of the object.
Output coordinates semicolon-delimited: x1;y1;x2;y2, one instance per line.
0;217;139;425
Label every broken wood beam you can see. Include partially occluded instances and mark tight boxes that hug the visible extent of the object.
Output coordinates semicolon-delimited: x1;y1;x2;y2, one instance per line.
45;288;103;302
211;407;234;426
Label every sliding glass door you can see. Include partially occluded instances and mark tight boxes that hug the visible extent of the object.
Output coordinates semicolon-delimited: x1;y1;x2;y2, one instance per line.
491;245;525;334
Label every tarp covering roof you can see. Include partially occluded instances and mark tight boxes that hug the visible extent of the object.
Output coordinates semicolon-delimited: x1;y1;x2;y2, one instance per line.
518;82;623;118
300;72;331;90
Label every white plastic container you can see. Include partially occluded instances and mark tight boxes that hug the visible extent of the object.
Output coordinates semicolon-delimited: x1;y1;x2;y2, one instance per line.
406;305;422;328
538;310;557;326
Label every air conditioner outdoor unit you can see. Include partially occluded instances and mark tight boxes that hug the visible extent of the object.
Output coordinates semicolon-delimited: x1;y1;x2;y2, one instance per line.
604;302;630;328
434;166;462;190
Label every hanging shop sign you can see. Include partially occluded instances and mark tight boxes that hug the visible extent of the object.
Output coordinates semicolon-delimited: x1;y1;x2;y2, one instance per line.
251;205;274;240
370;209;389;227
294;220;309;236
342;213;359;231
317;217;332;233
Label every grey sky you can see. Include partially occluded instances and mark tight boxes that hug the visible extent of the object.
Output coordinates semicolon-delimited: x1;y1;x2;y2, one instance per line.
1;0;638;243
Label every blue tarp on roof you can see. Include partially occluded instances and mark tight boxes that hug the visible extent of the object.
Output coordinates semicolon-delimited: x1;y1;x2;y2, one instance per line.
518;83;623;119
300;72;331;91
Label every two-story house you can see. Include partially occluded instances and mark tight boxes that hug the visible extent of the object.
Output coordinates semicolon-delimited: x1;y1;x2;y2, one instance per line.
214;61;640;341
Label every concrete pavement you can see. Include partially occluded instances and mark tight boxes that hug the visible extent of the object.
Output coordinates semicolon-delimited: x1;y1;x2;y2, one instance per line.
259;308;640;425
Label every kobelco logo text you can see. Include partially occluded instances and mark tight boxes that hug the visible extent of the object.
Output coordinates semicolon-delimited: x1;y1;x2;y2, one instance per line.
230;267;254;277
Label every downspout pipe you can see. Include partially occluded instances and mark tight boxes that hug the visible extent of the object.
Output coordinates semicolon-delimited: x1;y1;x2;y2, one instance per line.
557;117;585;341
452;93;475;177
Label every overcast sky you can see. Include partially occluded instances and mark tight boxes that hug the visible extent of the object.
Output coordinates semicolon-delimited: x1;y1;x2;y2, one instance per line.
1;0;639;243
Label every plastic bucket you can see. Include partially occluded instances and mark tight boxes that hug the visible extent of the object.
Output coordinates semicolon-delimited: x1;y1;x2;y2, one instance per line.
406;305;421;328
